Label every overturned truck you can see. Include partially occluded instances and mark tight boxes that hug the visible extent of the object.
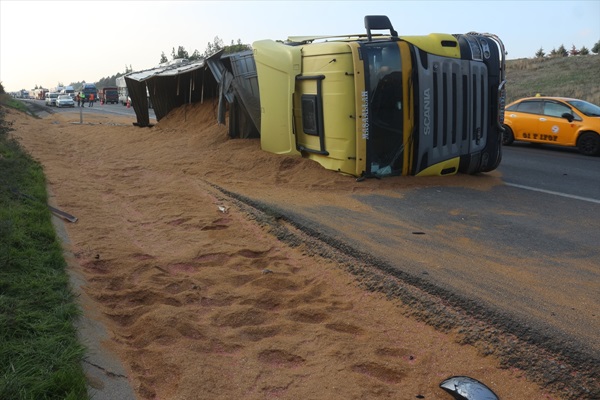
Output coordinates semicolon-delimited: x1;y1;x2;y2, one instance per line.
130;15;507;178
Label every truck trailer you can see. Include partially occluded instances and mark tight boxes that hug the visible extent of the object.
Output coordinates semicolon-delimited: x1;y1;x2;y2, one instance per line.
116;76;129;105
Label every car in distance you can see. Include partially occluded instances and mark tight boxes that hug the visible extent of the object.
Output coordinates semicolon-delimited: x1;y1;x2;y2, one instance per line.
56;95;75;108
45;92;60;107
502;96;600;156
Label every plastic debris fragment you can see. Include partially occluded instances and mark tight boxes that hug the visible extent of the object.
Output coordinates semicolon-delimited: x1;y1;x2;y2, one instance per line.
439;376;499;400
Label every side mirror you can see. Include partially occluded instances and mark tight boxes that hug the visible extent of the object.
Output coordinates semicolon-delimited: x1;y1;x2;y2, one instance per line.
561;112;574;122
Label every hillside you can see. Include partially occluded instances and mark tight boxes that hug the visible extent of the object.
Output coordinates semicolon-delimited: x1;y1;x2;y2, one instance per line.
505;55;600;105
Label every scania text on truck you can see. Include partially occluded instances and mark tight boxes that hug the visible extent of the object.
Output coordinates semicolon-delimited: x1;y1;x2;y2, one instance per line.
252;15;506;177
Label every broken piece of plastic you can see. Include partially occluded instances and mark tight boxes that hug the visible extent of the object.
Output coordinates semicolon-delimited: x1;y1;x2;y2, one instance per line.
439;376;499;400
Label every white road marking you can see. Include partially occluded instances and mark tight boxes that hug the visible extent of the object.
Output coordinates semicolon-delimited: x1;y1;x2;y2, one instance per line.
505;182;600;204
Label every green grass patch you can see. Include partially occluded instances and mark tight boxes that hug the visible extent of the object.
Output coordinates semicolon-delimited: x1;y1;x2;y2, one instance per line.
0;104;88;400
0;94;34;117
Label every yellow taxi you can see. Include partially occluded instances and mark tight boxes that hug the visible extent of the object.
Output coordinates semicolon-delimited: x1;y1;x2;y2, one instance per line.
502;96;600;155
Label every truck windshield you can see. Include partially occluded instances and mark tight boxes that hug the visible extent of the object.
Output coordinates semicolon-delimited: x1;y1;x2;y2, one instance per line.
362;42;404;176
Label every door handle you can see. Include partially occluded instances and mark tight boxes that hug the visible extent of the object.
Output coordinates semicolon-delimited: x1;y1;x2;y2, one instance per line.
539;118;547;122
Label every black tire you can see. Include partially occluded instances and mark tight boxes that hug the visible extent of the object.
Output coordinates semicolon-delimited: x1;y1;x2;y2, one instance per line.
502;125;514;145
576;131;600;156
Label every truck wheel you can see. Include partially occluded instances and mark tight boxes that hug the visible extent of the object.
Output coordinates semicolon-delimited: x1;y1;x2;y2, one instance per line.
576;132;600;156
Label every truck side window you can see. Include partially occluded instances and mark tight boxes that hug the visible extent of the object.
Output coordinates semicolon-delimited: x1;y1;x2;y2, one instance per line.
363;43;404;176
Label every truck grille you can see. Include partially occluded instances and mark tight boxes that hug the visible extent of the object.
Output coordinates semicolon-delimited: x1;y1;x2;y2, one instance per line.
426;57;489;163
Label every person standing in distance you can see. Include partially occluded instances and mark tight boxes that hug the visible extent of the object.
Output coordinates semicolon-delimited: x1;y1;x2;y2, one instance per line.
89;93;95;107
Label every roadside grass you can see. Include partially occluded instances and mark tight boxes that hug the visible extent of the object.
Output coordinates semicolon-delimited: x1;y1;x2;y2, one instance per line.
0;94;36;117
0;103;88;400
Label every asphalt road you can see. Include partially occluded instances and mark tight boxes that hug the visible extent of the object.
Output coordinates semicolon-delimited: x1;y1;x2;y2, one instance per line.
500;141;600;200
23;98;156;120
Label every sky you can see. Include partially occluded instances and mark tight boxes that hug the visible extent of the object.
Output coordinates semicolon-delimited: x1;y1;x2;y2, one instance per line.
1;0;599;92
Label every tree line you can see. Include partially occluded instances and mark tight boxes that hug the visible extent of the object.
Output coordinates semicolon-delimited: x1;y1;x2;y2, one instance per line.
88;37;251;90
535;40;600;58
159;37;249;64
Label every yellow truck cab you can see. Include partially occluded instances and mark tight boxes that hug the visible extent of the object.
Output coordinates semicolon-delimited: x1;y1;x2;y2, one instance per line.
250;15;506;177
